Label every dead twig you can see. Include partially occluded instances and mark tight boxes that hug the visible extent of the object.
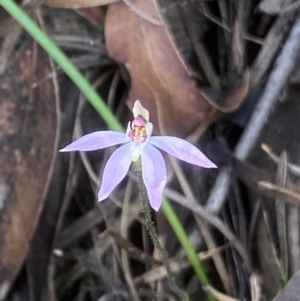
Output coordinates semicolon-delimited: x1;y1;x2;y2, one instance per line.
168;156;232;295
120;180;141;301
261;143;300;177
134;244;229;285
275;152;288;273
164;187;252;273
206;16;300;214
200;4;264;45
251;10;298;86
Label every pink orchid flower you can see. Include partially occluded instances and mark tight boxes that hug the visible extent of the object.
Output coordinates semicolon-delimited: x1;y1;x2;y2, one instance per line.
60;101;216;211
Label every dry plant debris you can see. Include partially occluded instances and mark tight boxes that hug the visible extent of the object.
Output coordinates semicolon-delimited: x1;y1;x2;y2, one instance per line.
0;40;58;298
0;1;300;301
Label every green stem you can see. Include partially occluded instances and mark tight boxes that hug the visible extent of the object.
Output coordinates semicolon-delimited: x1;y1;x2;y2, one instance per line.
135;161;189;301
162;199;216;301
162;199;210;284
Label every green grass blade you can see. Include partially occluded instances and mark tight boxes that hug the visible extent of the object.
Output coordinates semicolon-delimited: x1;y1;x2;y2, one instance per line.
162;199;215;301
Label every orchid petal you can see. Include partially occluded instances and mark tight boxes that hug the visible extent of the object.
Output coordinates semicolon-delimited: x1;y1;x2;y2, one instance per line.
145;122;153;140
141;144;167;211
60;131;129;152
98;144;132;201
149;136;217;168
126;121;131;136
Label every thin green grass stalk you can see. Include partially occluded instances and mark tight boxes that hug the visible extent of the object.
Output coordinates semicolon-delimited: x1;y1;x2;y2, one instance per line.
0;1;215;299
162;199;215;301
275;256;288;285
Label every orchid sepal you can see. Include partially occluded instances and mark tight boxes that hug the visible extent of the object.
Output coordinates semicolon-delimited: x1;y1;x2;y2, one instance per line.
60;100;217;211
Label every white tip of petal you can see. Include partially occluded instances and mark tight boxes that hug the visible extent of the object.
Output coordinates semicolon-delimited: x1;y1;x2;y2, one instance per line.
133;100;149;122
98;194;108;202
208;162;217;168
126;121;131;135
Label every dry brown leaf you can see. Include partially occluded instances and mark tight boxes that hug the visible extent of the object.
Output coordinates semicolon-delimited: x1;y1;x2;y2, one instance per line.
105;1;249;136
0;41;58;298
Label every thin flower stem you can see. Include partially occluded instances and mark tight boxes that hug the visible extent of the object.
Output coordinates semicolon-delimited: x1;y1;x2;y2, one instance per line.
134;160;189;301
